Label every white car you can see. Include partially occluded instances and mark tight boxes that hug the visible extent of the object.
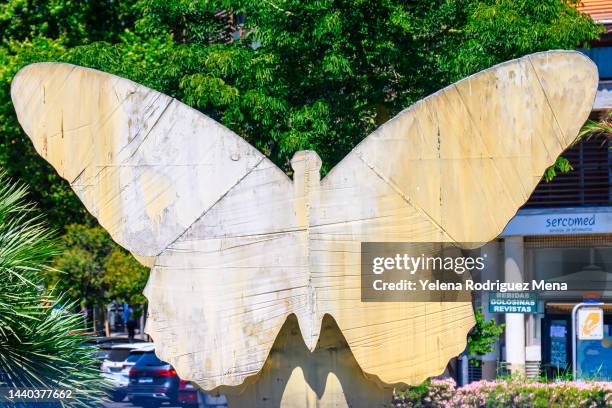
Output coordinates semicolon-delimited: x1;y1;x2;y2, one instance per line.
101;342;154;401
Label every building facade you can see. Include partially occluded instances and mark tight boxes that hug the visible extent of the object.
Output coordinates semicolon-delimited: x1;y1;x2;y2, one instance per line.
475;1;612;382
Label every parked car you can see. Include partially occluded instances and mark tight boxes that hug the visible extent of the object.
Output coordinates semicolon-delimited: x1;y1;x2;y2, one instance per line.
178;382;228;408
84;336;146;366
177;380;197;406
101;342;153;402
117;344;155;396
127;351;180;407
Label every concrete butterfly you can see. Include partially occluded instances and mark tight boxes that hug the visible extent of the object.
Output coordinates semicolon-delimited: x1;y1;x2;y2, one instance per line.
11;51;597;389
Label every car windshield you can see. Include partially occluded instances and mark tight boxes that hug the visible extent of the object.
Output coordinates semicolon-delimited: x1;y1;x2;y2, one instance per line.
107;349;132;362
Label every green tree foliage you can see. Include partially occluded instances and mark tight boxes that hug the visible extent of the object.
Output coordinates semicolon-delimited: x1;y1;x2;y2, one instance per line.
49;224;149;318
0;0;601;371
0;173;107;406
0;1;140;229
575;109;612;148
467;307;504;366
0;0;136;44
0;0;602;229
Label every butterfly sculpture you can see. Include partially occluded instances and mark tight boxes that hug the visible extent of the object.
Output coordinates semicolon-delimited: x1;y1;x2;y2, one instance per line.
11;51;596;391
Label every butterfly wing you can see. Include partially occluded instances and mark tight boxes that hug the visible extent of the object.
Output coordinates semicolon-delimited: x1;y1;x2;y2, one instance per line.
145;157;313;388
11;63;266;258
309;51;597;384
11;63;309;388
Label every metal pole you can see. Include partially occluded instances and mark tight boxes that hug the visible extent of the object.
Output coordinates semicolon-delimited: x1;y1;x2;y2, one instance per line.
571;303;581;381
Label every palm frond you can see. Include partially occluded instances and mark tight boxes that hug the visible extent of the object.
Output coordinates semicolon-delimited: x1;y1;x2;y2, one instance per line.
0;172;109;407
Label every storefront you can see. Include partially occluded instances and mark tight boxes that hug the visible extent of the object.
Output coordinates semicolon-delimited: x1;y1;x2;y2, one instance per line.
489;206;612;380
541;303;612;379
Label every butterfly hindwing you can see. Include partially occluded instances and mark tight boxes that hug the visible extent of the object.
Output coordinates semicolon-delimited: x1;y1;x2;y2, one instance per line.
145;158;312;388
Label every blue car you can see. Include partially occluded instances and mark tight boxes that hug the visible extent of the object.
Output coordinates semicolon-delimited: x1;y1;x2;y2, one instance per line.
127;351;179;407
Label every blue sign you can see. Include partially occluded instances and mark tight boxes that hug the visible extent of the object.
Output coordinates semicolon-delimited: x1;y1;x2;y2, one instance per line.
577;323;612;380
488;292;537;313
502;207;612;236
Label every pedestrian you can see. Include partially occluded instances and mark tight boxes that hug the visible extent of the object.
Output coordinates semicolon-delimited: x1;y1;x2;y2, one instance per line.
126;318;137;342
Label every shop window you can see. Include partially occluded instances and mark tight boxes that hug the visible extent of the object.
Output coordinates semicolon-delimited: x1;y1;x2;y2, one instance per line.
549;320;568;368
524;238;612;293
541;316;571;379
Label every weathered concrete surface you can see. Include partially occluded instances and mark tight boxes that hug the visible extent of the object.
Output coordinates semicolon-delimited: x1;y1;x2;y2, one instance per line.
11;51;597;406
218;315;393;407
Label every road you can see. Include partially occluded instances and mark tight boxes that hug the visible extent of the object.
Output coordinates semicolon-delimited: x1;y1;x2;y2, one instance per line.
102;399;181;407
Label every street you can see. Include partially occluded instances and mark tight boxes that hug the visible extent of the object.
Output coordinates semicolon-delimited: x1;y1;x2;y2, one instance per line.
102;400;181;408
